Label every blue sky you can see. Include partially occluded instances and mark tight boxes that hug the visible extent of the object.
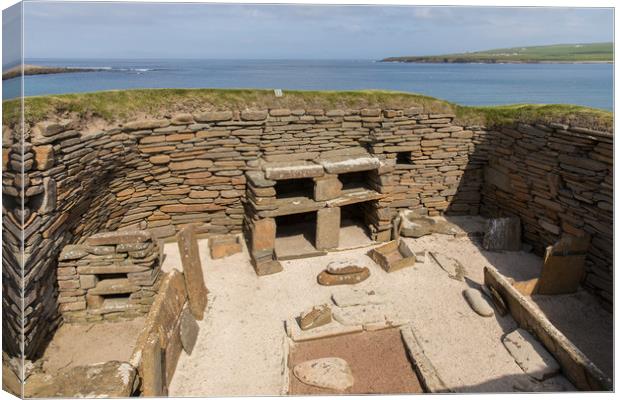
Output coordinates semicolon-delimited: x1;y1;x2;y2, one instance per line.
8;2;615;61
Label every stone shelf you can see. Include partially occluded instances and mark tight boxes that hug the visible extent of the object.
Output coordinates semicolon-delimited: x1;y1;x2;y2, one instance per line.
89;278;139;296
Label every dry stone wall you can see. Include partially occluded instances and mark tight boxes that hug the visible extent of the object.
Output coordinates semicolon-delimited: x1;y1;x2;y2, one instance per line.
481;123;613;308
1;104;613;360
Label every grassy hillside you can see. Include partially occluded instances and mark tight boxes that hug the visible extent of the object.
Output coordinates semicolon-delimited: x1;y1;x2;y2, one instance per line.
1;88;613;132
382;42;613;63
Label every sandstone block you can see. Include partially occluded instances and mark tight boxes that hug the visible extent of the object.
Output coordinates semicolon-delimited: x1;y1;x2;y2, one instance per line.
251;218;276;254
193;110;233;122
33;145;54;170
169;159;213;171
149;155;170;165
314;176;342;201
209;235;242;259
316;207;340;250
241;110;268;121
124;119;170;131
86;230;152;246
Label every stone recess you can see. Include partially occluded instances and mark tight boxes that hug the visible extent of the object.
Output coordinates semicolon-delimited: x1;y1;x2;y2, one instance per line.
1;104;613;361
56;229;162;323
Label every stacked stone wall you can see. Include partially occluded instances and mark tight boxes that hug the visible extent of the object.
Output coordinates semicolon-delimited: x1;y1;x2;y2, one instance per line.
481;123;613;308
2;105;612;359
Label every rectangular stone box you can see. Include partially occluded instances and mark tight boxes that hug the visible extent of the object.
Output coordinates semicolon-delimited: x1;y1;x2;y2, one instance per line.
368;239;416;273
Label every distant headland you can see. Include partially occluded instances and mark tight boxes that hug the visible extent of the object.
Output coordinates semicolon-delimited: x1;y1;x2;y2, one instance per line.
381;42;613;64
2;64;101;80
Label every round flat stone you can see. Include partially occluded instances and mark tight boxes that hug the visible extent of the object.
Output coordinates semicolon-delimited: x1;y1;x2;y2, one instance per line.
463;288;494;317
293;357;354;391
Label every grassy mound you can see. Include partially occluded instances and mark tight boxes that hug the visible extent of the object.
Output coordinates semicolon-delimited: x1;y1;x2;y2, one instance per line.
2;88;612;132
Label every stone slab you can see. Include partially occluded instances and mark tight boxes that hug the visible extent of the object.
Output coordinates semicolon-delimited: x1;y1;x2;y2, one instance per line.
177;226;207;320
503;328;560;381
264;161;324;180
319;155;380;174
483;217;521;251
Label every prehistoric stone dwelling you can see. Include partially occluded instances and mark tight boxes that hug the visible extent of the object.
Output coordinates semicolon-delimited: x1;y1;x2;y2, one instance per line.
1;90;613;395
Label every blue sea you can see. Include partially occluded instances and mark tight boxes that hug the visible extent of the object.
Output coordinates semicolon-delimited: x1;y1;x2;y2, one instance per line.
3;59;613;110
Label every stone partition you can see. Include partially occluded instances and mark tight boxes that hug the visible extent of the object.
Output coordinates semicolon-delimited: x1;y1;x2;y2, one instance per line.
1;102;613;361
480;123;613;309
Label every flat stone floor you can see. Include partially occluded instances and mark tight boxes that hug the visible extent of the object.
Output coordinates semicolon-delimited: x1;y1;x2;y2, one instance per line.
164;221;612;395
38;318;145;373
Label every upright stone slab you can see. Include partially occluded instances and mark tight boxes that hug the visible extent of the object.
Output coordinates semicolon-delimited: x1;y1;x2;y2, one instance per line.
314;175;342;201
316;207;340;250
482;217;521;251
177;226;207;320
251;218;276;257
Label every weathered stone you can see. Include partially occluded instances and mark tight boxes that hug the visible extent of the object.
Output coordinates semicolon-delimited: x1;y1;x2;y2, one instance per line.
463;288;494;317
503;328;560;381
140;332;165;396
124;119;170;130
317;268;370;286
429;252;465;281
79;274;97;290
299;304;332;331
194;110;233;122
177;226;208;320
86;230;152;246
293;358;354;391
33;145;54;170
25;361;137;398
149;155;170;165
331;288;386;307
209;235;242;259
241;110;268;121
319;155;380;174
58;245;88;260
251;218;276;254
399;214;436;238
264;161;324;180
38;177;56;215
316;207;340;250
482;217;521;251
180;306;199;355
252;259;283;276
314;176;342;201
169;159;213;171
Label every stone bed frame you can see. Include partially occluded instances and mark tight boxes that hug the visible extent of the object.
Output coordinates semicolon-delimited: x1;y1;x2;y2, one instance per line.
2;102;613;375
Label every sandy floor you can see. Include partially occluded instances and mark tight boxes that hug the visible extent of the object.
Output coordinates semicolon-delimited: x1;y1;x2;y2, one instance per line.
38;318;145;373
165;220;611;395
289;329;422;395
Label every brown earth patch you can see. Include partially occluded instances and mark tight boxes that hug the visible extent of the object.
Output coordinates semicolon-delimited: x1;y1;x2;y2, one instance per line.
288;328;423;395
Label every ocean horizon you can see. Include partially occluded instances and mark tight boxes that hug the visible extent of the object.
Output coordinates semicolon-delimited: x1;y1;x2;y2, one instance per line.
3;58;613;110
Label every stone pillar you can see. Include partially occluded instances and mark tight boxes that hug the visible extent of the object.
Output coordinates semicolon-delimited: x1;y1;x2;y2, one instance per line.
251;218;276;259
314;174;342;201
316;207;341;250
250;218;282;276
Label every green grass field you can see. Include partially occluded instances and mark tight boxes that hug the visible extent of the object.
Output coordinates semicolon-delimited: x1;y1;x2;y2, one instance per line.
2;88;612;132
382;42;613;63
